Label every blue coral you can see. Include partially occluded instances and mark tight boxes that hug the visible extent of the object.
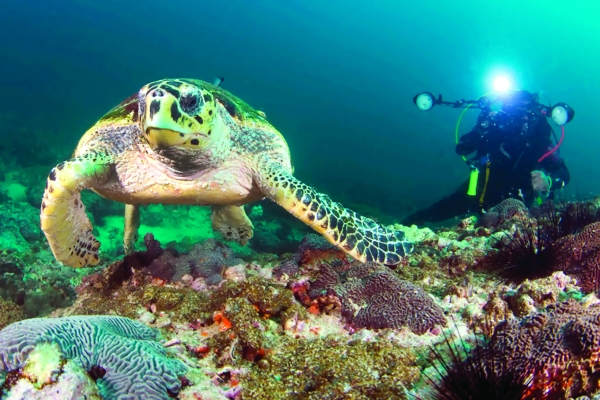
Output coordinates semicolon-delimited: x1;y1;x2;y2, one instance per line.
0;315;187;399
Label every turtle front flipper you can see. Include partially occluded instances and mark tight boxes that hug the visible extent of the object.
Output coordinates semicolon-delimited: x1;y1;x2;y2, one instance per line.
124;204;141;255
211;205;254;245
257;165;413;265
40;158;111;267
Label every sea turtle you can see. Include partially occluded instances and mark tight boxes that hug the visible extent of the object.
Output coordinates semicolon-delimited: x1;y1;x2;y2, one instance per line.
40;78;413;268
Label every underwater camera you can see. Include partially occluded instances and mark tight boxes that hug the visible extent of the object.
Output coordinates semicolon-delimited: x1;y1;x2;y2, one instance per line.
412;90;574;155
412;90;575;126
413;89;575;198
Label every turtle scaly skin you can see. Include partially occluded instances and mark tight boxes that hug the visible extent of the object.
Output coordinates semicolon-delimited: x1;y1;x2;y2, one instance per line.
41;79;413;268
257;168;409;264
40;152;113;266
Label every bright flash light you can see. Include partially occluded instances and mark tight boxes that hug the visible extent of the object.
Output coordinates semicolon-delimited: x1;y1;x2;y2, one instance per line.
493;76;511;92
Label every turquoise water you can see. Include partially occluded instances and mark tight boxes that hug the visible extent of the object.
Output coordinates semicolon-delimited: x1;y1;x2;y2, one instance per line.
3;2;600;397
1;0;598;217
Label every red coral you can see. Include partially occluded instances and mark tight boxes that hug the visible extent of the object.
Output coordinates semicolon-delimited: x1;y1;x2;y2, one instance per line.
290;281;312;306
309;262;446;334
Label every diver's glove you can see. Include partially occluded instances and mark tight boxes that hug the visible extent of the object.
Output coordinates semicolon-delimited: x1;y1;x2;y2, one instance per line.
531;170;552;193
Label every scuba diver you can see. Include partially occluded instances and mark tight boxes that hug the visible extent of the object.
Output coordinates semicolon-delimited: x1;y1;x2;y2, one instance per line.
402;89;573;226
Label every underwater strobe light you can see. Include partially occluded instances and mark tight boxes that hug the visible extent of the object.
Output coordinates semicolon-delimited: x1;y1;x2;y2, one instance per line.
412;92;484;111
413;92;435;111
493;76;511;92
550;102;575;126
412;90;575;127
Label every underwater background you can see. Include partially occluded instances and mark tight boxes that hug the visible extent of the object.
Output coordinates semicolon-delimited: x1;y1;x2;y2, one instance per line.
3;1;600;399
2;0;599;220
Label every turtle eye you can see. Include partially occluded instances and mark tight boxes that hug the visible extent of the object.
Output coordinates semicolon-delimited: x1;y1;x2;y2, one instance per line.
180;93;202;115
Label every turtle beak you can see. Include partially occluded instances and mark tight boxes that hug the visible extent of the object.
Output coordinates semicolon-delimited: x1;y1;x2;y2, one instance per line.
142;90;188;148
145;128;187;149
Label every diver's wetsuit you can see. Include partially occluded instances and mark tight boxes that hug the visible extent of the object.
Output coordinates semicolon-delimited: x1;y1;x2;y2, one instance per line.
402;115;570;226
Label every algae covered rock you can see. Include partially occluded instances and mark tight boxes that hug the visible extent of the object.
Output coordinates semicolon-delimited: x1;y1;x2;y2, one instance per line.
0;201;41;253
243;336;420;398
0;182;28;203
0;298;24;329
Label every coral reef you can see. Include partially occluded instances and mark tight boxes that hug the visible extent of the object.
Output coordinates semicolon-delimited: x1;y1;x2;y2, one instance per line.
0;253;80;318
295;233;347;265
273;233;347;279
309;261;446;334
11;166;600;400
59;255;212;324
422;326;532;400
0;316;187;399
554;222;600;294
0;299;24;330
47;232;429;397
477;198;529;230
502;271;579;317
146;238;244;285
67;235;298;328
485;300;600;398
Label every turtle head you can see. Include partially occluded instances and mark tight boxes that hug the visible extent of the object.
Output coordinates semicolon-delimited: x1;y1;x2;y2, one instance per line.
139;79;218;150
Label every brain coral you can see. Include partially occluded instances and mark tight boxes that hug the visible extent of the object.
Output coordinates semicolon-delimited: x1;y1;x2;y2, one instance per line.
0;316;187;399
309;262;446;334
490;299;600;398
553;222;600;294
